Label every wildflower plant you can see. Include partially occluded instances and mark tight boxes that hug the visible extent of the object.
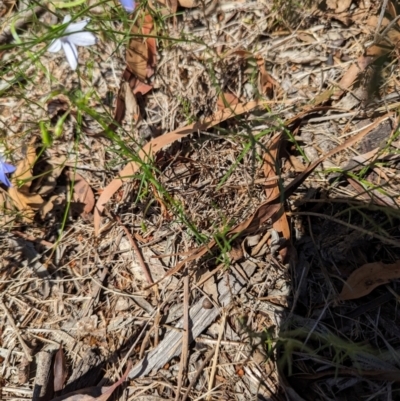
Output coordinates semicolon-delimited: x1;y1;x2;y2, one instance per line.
47;15;97;71
0;155;16;188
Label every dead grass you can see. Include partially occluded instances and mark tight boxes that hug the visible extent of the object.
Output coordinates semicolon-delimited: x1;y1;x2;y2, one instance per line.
2;0;400;400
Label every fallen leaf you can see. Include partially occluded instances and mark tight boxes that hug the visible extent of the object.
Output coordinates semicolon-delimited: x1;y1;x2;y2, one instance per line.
133;80;153;96
326;0;352;13
8;139;44;221
121;82;140;123
54;345;67;392
216;92;239;110
14;138;37;188
332;56;374;99
126;36;147;82
51;361;132;401
126;13;156;81
257;56;278;98
67;171;95;215
263;134;290;260
339;261;400;301
0;191;13;226
297;32;316;44
178;0;198;7
288;155;306;172
365;14;400;57
202;274;218;304
312;88;335;105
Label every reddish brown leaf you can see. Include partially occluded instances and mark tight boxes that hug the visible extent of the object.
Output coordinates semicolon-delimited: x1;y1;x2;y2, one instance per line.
339;261;400;301
126;37;147;82
216;92;239;110
67;171;95;215
256;56;278;98
263;134;290;260
53;345;67;392
126;13;156;81
133;81;153;96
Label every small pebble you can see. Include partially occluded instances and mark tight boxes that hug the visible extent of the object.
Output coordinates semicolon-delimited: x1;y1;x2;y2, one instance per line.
202;298;213;309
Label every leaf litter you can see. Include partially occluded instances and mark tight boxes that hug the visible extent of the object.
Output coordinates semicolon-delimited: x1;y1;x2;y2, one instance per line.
2;1;400;401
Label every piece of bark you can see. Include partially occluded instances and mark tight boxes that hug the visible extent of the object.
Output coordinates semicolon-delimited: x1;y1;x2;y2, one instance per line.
32;350;55;401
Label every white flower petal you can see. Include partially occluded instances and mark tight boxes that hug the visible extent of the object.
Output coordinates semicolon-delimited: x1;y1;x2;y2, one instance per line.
68;32;96;47
66;19;90;34
48;38;62;52
62;15;72;24
62;41;78;70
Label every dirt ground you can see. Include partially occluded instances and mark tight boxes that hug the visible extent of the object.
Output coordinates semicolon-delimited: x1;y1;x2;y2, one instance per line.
2;0;400;400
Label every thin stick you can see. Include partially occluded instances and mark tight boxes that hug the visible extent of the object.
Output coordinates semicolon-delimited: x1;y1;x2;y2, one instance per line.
207;312;226;400
374;0;389;43
0;298;32;361
113;213;154;285
175;274;190;401
181;349;214;401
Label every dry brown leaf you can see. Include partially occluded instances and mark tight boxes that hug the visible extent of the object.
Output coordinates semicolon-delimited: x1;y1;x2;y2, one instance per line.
68;171;95;215
8;140;44;221
326;0;352;12
264;134;283;202
14;138;37;188
141;15;156;73
263;134;290;260
332;56;374;99
122;82;140;123
178;0;198;7
202;274;218;304
216;92;239;110
133;80;153;96
126;36;147;82
339;261;400;301
53;345;67;392
126;13;156;81
0;190;13;225
34;164;64;196
288;155;306;172
365;14;400;57
256;56;278;98
51;361;132;401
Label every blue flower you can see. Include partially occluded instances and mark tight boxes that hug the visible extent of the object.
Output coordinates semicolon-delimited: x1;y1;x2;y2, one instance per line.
0;155;16;187
48;15;97;71
119;0;136;12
